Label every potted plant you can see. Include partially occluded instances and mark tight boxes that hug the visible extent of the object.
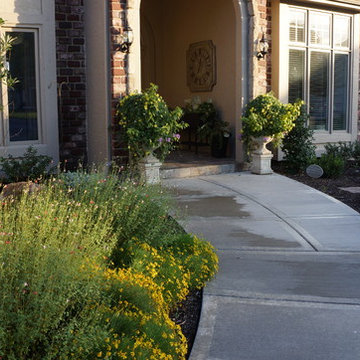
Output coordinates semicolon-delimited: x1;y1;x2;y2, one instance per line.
117;84;187;183
184;99;231;158
240;93;302;174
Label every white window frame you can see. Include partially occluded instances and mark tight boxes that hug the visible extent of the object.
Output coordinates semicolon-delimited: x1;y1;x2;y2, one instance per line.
1;27;42;147
278;2;359;145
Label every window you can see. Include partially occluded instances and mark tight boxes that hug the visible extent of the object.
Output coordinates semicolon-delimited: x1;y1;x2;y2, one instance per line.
287;7;352;132
1;29;40;144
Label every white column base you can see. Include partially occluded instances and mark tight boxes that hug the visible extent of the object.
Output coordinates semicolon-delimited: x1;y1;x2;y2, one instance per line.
251;153;273;175
138;154;162;184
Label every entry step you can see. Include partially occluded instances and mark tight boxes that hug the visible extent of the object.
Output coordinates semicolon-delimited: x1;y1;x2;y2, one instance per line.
160;162;236;179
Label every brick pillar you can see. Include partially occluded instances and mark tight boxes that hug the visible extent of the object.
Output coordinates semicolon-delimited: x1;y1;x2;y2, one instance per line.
55;0;87;169
249;0;272;98
109;0;129;163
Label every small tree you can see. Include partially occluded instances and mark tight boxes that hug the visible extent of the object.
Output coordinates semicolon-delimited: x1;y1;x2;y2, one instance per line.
281;105;316;173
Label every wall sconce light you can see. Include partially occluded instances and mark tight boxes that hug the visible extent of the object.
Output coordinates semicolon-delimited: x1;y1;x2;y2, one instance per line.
118;25;133;53
256;32;269;59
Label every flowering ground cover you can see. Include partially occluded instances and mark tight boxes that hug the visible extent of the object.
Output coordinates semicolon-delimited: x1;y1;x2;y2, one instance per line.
0;171;218;359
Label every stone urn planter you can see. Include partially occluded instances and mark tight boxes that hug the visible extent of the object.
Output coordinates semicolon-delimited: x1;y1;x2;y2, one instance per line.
138;152;162;184
250;137;273;175
240;93;303;175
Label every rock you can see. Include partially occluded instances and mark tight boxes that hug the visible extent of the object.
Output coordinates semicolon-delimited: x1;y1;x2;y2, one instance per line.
0;182;42;200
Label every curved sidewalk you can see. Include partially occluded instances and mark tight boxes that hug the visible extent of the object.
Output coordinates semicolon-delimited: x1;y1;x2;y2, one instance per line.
165;172;360;360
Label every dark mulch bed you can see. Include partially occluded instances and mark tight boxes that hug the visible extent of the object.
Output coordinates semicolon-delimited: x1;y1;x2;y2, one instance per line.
171;289;202;359
272;161;360;213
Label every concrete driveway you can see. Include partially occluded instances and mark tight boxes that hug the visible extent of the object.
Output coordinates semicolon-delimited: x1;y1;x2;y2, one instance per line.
165;172;360;360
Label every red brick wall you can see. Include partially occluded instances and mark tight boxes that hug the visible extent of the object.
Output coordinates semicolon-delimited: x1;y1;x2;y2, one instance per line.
251;0;272;97
109;0;129;163
55;0;87;169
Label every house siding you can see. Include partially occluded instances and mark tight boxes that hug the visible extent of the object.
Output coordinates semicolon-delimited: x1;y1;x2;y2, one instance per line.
55;0;88;168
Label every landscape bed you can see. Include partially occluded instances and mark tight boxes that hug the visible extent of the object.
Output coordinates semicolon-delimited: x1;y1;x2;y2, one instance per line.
0;171;218;360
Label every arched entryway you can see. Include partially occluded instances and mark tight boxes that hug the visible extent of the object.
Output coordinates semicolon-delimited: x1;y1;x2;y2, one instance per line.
128;0;249;163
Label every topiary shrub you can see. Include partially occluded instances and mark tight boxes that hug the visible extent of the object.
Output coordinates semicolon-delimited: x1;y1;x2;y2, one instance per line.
317;153;345;178
281;105;316;173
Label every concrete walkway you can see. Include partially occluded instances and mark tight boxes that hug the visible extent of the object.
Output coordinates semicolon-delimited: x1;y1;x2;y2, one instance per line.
164;172;360;360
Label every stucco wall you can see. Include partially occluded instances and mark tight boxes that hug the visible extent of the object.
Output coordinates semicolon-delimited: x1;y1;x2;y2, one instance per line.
141;0;237;154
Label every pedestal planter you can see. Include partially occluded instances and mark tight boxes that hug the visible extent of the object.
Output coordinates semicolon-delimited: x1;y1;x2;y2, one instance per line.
138;153;162;184
250;137;273;175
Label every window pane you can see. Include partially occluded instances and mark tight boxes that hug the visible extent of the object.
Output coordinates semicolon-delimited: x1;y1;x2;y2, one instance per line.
333;54;348;130
288;49;305;103
334;16;350;48
6;32;38;142
289;10;306;43
310;12;330;46
309;51;329;130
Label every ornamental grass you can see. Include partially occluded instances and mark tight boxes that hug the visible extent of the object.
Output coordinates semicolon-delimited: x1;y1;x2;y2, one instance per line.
0;170;218;359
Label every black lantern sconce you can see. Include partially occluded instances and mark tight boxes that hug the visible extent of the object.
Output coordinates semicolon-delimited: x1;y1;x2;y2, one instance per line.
118;25;134;53
256;32;269;59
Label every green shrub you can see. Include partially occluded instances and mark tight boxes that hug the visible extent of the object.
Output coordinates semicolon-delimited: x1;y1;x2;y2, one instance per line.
117;84;187;162
323;141;360;167
0;181;117;257
324;142;354;162
0;220;109;359
281;106;316;173
0;146;54;183
353;141;360;166
317;153;345;178
59;171;181;252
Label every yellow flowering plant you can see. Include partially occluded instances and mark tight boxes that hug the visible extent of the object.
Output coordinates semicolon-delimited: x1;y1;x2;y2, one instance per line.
0;169;219;360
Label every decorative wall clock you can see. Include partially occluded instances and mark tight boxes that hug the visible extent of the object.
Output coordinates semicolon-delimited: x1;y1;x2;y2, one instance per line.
186;40;217;92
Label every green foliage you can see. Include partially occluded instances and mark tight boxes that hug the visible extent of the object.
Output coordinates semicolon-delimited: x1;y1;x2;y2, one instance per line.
185;99;230;143
316;153;345;178
353;141;360;165
240;93;302;149
0;169;218;359
0;146;54;183
324;141;359;163
117;84;187;162
0;238;102;359
281;106;316;173
320;140;360;170
0;18;18;111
